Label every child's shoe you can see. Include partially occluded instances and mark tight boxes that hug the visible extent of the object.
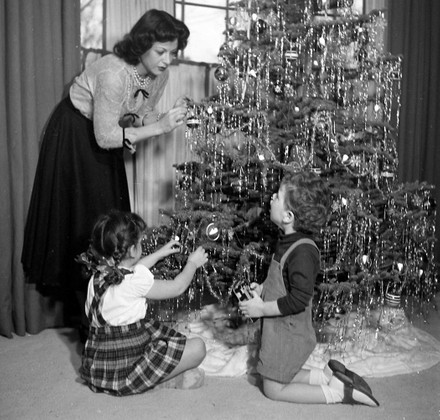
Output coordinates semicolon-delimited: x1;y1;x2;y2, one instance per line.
330;371;379;407
155;368;205;390
327;359;372;395
181;367;205;389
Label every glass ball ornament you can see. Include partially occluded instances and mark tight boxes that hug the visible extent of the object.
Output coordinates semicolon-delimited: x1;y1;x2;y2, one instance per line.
218;43;235;60
334;306;346;315
205;222;220;241
228;16;237;27
251;18;268;36
186;115;201;129
214;66;229;82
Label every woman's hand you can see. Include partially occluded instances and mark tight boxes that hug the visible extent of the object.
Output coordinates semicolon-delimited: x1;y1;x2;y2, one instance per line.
120;113;143;128
187;246;208;269
158;106;187;133
174;96;190;108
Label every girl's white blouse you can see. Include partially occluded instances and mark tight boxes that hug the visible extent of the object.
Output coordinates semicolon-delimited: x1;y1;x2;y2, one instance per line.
85;264;155;326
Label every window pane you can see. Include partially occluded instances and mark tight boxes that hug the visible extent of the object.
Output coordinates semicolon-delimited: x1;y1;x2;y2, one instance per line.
178;0;227;6
175;4;182;21
80;0;103;49
183;6;226;63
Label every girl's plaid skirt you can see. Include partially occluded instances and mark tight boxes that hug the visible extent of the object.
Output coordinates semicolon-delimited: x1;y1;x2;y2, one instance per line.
80;318;186;396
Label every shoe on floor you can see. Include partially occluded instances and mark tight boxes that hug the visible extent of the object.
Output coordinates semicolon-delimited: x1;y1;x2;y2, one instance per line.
155;368;205;390
332;371;379;407
328;359;372;395
181;367;205;389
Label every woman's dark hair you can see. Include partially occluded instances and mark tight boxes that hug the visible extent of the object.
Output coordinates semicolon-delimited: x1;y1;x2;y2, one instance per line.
281;171;331;235
113;9;190;65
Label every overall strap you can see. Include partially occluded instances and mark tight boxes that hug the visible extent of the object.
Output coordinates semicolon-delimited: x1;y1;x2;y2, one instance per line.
88;275;110;326
279;238;319;269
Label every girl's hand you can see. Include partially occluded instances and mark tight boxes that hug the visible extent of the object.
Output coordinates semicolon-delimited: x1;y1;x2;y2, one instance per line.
187;246;208;268
158;106;187;133
158;239;182;258
239;292;265;319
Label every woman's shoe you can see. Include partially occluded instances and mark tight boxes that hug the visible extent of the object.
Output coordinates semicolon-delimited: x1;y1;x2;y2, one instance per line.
328;359;372;395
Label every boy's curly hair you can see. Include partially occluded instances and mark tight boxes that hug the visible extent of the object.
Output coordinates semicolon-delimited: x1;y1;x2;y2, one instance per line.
281;171;331;235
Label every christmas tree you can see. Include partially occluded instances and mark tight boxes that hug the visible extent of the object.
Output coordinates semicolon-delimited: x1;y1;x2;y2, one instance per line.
144;0;437;346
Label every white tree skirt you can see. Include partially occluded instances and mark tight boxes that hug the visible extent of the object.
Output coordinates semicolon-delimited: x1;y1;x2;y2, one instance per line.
174;304;440;378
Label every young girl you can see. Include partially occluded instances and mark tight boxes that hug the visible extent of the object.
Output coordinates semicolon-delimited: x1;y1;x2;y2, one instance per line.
76;210;208;396
239;171;379;407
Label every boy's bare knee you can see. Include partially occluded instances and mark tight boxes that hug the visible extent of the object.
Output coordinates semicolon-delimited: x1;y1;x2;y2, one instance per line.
263;379;282;401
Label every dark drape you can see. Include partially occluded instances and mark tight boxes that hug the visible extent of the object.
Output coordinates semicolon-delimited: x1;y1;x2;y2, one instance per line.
388;0;440;263
0;0;81;338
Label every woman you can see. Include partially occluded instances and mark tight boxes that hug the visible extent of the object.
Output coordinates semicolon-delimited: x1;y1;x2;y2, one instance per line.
21;10;190;332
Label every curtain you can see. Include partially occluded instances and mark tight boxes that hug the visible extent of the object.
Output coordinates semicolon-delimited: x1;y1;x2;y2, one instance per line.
0;0;81;338
388;0;440;263
104;0;173;50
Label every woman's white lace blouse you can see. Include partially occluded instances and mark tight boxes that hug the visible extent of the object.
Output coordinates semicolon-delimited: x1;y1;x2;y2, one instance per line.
69;54;168;149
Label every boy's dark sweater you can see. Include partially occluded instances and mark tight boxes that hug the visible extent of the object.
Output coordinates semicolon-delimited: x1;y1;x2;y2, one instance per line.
272;231;320;316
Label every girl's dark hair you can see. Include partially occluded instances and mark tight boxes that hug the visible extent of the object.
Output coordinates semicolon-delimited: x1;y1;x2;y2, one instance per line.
90;210;146;263
281;171;331;235
76;210;147;285
113;9;190;65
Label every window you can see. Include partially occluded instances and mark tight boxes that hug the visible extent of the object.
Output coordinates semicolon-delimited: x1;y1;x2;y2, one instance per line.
80;0;236;62
80;0;103;49
174;1;237;63
80;1;382;62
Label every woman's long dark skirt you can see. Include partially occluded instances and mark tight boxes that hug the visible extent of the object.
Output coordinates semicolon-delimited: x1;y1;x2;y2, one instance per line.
21;96;130;322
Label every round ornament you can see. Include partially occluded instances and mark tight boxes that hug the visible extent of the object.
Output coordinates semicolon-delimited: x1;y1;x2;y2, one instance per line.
186;116;201;129
206;222;220;241
251;18;267;36
214;66;229;82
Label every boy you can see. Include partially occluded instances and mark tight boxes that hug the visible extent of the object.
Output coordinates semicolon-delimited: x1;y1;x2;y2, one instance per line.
239;171;378;406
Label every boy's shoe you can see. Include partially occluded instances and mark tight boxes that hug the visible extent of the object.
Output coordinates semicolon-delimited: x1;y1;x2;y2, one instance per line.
332;371;379;407
328;359;372;395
